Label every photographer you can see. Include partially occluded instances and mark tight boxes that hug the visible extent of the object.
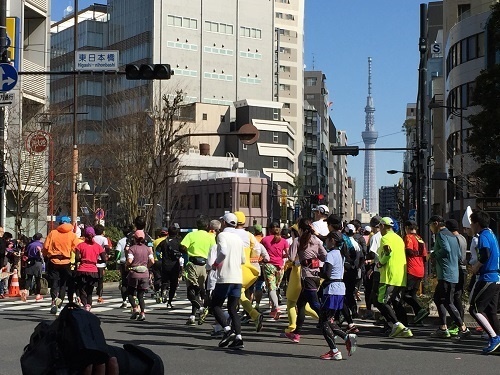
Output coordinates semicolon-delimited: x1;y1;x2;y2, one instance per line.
21;303;164;374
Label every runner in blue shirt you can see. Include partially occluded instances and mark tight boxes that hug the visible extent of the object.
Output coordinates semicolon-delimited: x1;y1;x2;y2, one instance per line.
469;210;500;354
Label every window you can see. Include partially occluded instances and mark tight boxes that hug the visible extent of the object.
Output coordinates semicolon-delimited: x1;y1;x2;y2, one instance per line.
251;193;261;208
273;108;279;120
279;65;291;72
477;32;485;57
205;46;234;56
167;15;197;29
202;113;208;120
240;26;262;39
273;157;279;168
204;72;233;81
279;47;291;54
209;194;215;209
224;192;231;208
468;35;477;60
306;94;314;100
283;102;290;109
194;194;200;209
216;193;222;208
276;12;283;19
167;41;198;51
458;4;471;21
239;193;249;208
279;84;290;91
285;14;295;20
240;76;262;84
273;132;279;143
205;21;234;35
240;51;262;60
306;77;317;86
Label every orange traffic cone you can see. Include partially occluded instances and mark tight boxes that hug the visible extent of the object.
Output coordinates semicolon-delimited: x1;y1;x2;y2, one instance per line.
8;269;20;297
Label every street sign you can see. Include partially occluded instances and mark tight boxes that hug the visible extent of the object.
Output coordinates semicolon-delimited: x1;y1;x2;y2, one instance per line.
95;208;105;220
0;92;14;106
476;198;500;213
408;209;417;221
26;131;49;153
0;63;18;92
75;50;119;71
0;63;17;92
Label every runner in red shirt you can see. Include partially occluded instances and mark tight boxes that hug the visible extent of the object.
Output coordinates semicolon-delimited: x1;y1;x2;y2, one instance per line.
402;220;429;324
75;227;108;311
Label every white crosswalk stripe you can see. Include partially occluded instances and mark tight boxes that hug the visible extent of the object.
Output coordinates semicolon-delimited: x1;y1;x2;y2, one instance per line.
0;295;193;314
0;293;375;328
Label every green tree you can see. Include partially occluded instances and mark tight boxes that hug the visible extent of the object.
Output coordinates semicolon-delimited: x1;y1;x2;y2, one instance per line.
466;3;500;196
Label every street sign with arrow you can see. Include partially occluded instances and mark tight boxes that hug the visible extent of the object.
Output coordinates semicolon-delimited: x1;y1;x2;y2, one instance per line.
0;63;18;92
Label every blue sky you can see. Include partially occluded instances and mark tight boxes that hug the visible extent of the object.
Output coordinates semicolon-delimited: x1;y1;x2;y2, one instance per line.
304;0;423;201
52;0;423;201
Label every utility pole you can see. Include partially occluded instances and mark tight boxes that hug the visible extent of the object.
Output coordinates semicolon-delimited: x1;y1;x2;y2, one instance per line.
417;3;429;246
0;0;8;227
71;0;79;225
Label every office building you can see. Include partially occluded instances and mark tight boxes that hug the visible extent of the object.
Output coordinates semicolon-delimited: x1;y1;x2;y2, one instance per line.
2;1;50;233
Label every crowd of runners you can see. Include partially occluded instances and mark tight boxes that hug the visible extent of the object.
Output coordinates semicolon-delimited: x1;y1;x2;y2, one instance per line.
1;204;499;360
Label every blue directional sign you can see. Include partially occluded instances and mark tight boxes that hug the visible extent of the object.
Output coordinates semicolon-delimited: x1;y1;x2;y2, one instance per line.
0;63;18;92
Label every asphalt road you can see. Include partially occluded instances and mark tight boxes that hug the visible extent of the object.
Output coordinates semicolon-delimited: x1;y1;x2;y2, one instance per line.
1;283;499;375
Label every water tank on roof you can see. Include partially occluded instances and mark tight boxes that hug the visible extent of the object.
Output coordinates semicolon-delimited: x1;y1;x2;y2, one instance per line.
200;143;210;155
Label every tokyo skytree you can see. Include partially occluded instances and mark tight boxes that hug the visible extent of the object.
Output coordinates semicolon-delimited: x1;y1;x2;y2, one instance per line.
362;57;379;213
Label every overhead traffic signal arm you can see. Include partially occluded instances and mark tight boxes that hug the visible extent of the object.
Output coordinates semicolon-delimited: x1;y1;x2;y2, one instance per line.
330;146;360;156
330;146;416;156
125;64;174;80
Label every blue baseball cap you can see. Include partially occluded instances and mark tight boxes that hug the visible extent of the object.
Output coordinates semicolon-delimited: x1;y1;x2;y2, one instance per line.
60;216;71;224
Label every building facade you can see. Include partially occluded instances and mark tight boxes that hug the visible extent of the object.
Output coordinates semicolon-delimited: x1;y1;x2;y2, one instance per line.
431;0;494;219
303;71;330;202
3;0;50;234
379;185;400;218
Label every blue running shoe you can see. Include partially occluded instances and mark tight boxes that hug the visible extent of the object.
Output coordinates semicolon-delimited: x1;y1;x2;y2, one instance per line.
483;336;500;354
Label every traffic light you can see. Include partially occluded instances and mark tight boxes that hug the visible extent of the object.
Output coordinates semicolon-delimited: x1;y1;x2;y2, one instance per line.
330;146;359;156
125;64;174;80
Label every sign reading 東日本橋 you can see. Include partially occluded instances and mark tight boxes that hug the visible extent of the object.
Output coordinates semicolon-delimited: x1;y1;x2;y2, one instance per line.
75;50;119;71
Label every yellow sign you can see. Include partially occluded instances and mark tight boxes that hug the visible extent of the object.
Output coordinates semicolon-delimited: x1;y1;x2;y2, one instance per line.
281;188;287;205
6;17;18;66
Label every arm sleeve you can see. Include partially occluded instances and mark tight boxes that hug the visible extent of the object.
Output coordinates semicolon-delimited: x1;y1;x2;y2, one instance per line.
207;244;218;268
469;237;479;265
215;234;228;264
478;246;491;264
288;238;298;263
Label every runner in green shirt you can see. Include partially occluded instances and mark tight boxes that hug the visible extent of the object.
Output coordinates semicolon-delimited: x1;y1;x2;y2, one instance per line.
376;217;412;338
180;215;216;325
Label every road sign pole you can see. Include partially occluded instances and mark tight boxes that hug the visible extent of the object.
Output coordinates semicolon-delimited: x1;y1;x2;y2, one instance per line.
0;0;8;227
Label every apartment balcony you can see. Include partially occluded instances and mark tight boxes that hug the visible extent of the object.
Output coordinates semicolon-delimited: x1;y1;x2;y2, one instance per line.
26;0;48;13
22;59;47;101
